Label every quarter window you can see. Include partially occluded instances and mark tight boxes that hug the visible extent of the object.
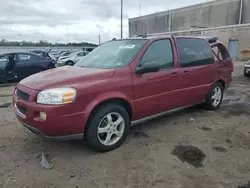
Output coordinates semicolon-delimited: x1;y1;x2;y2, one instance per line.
140;39;174;70
177;38;214;67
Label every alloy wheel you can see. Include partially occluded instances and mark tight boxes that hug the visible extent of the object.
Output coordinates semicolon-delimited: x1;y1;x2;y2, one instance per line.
97;112;125;146
211;86;222;107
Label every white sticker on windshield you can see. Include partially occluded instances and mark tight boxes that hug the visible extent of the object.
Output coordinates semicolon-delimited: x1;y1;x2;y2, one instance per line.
119;45;135;49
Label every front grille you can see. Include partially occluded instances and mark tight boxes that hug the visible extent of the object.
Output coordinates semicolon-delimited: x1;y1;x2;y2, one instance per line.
16;89;30;101
16;104;27;116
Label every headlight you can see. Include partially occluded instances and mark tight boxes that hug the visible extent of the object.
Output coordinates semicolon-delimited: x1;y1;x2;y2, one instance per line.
37;88;77;105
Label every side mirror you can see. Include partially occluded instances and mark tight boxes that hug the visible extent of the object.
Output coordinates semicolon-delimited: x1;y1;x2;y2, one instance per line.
136;61;160;74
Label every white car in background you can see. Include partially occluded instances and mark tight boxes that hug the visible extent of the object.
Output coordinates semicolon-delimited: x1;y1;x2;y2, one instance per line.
56;51;89;66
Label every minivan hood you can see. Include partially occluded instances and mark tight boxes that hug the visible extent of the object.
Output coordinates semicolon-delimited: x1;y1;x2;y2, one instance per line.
20;66;115;91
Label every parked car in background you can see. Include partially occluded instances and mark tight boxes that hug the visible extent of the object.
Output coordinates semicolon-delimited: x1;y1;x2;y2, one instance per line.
0;52;55;83
30;49;56;62
56;51;89;66
52;51;72;60
14;36;233;152
243;60;250;77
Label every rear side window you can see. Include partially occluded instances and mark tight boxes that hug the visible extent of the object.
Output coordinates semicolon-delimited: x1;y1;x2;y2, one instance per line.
18;54;35;63
35;55;45;61
140;39;174;69
177;38;214;67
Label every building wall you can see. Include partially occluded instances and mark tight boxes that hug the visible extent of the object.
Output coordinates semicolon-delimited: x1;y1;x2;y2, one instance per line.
242;0;250;24
203;26;250;60
171;0;240;31
129;0;250;37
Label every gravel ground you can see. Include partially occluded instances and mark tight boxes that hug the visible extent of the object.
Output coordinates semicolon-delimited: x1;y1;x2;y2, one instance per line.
0;63;249;188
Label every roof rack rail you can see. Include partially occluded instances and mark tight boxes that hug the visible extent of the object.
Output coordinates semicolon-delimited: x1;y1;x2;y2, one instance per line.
134;32;147;38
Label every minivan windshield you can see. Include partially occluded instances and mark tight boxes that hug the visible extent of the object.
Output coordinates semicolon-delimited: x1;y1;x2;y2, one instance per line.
75;39;148;69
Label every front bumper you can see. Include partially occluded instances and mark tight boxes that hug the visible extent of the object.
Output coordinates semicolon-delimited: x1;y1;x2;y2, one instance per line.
55;61;66;67
20;121;83;141
14;84;86;140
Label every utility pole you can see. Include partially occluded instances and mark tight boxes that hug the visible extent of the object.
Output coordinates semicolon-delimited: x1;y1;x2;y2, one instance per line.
139;4;141;16
66;24;68;44
98;35;101;45
121;0;123;39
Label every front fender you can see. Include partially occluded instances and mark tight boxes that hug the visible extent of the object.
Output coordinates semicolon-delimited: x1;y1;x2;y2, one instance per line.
82;91;134;128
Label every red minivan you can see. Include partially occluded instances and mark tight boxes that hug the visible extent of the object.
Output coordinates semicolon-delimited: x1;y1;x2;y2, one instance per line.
13;35;233;152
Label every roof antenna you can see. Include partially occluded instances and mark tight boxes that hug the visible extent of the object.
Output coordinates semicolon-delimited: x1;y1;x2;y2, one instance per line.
112;38;116;40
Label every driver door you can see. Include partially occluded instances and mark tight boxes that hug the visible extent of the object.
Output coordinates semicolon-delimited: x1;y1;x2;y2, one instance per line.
132;39;182;119
4;54;17;80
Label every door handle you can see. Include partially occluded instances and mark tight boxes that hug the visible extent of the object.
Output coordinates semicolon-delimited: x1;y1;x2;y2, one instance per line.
183;70;189;75
171;72;178;77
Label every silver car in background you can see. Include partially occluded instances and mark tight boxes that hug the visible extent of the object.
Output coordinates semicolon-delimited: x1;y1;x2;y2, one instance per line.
56;51;89;66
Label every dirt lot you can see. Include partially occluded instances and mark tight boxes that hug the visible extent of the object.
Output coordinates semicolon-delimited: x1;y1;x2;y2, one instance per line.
0;63;250;188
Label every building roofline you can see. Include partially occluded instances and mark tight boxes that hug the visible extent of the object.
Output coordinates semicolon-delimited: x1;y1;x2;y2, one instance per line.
145;23;250;36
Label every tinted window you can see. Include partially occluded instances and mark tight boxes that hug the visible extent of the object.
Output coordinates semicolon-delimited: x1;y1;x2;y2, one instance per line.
35;55;45;61
140;39;174;69
0;55;9;68
177;38;213;67
18;54;35;63
75;39;147;69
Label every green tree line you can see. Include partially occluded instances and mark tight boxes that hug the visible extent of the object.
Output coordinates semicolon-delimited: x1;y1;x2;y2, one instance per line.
0;39;98;47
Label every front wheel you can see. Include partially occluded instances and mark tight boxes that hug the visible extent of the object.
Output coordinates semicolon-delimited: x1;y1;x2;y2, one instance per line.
203;83;224;110
85;103;130;152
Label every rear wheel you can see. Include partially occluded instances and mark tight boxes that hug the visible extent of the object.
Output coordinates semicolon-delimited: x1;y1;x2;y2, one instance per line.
244;68;250;77
204;82;224;110
85;103;130;152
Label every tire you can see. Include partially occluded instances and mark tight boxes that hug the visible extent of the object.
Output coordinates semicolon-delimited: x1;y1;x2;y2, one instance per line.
203;82;224;110
85;103;130;152
48;64;55;69
244;68;250;77
66;61;74;66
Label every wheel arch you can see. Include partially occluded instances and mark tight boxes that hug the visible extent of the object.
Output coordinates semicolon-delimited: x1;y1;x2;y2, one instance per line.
66;60;74;65
83;94;134;132
216;79;225;90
